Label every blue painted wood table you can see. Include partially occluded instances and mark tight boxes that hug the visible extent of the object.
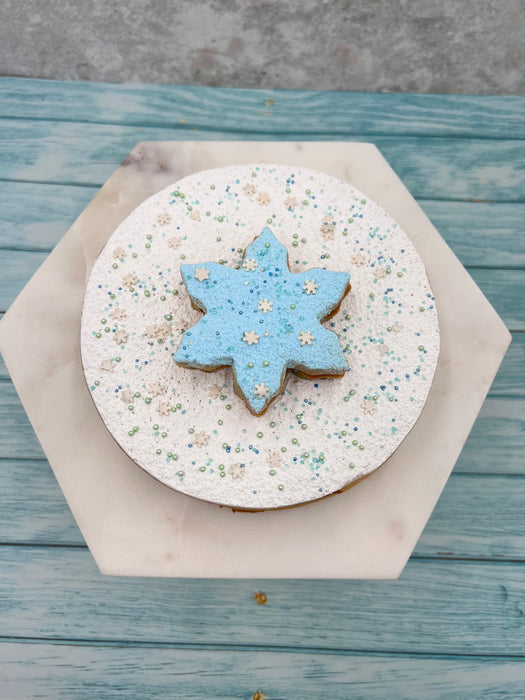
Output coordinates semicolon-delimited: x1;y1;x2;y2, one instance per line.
0;78;524;698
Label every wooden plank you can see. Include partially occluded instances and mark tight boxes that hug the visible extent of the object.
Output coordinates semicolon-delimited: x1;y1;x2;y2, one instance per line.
0;378;523;470
419;200;525;268
468;269;525;330
1;641;525;700
1;78;524;139
0;382;44;459
414;474;525;559
0;181;96;251
2;182;524;266
1;119;524;202
1;547;524;654
491;333;525;397
0;460;82;545
2;455;524;562
456;398;525;475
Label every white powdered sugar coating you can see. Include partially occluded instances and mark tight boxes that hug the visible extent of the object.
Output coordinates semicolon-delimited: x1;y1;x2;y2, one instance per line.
81;164;439;509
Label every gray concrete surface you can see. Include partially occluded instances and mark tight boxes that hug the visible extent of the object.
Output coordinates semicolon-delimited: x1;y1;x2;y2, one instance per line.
1;0;524;94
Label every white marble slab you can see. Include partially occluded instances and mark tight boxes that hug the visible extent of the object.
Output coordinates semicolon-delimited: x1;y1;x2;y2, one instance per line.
0;142;511;578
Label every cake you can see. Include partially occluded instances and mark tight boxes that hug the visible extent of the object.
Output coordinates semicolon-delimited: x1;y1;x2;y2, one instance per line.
81;164;439;510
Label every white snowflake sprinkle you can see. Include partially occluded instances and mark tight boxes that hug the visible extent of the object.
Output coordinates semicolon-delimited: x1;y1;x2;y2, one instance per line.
120;389;135;404
145;325;157;339
122;273;137;287
243;258;258;272
302;279;318;295
168;236;182;249
361;398;377;415
208;384;222;399
256;191;271;205
374;267;387;279
114;329;129;345
392;323;404;333
297;330;315;346
193;431;210;448
99;359;115;372
194;267;210;282
253;382;270;398
111;308;127;321
157;401;171;416
189;209;201;221
112;246;126;259
155;322;171;339
229;462;245;480
156;211;171;225
267;450;282;469
320;220;336;239
243;330;260;345
378;344;389;357
148;381;166;397
284;195;298;210
351;253;368;267
258;298;273;313
243;183;256;196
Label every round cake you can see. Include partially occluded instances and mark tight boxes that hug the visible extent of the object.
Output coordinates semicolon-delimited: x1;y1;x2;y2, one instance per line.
81;164;440;510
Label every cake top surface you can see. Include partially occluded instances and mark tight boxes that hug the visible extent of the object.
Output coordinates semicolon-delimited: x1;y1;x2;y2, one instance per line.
81;163;439;510
175;226;351;414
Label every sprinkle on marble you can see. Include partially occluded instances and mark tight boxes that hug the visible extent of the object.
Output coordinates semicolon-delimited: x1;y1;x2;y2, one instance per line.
156;211;171;225
122;273;137;287
254;382;270;398
297;330;315;346
100;359;115;372
194;267;210;282
258;298;273;314
302;279;318;295
243;258;259;272
243;330;260;346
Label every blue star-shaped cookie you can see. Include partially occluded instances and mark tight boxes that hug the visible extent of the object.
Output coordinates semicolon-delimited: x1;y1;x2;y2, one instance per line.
174;228;351;414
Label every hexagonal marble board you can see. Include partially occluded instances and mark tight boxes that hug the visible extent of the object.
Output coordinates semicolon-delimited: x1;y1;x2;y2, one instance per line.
0;142;511;578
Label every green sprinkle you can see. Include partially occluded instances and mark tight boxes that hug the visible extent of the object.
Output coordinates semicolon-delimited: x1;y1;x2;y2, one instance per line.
263;360;269;367
257;431;263;438
269;469;276;476
278;484;284;491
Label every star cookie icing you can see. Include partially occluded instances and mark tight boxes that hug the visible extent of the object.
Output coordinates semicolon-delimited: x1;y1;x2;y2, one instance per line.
174;227;351;414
